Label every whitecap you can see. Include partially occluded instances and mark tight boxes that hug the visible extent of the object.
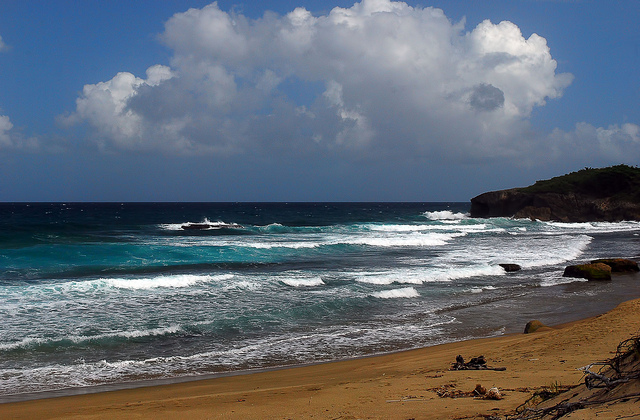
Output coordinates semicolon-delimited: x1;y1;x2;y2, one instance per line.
372;287;420;299
431;265;506;281
344;232;465;248
242;241;321;249
538;272;589;287
423;210;469;221
366;223;487;233
467;285;498;294
438;234;593;269
105;274;234;290
354;265;504;285
0;325;183;351
355;271;424;285
542;220;640;234
281;277;325;287
159;218;243;231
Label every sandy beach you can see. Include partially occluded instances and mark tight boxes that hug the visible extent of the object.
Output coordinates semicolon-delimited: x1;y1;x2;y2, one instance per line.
1;296;639;419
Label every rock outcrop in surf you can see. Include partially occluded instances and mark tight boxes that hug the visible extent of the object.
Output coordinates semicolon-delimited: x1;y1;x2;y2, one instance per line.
469;165;640;222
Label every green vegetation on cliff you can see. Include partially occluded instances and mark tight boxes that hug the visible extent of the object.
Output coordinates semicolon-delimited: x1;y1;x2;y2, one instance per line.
519;165;640;201
470;165;640;221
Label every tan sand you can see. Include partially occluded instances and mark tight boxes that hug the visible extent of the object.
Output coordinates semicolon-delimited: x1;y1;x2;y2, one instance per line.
2;298;640;420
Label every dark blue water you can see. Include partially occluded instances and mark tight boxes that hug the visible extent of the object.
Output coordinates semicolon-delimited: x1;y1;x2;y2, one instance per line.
1;202;639;399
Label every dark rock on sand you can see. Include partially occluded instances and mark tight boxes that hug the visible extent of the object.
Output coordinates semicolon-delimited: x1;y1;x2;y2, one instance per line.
591;258;639;273
524;320;550;334
563;263;612;281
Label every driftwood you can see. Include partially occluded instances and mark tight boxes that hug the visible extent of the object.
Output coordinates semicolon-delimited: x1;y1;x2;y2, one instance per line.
430;383;503;400
580;334;640;389
506;334;640;420
451;355;506;371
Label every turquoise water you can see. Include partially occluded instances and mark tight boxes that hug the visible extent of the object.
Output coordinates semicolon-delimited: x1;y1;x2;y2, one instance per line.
1;202;639;399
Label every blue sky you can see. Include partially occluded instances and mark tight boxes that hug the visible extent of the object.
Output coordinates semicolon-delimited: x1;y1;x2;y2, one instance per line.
0;0;638;202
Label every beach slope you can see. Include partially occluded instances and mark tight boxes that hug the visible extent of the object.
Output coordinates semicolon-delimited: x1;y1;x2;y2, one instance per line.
2;298;640;419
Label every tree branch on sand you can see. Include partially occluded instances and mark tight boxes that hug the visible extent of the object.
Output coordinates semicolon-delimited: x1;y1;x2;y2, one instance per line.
504;334;640;420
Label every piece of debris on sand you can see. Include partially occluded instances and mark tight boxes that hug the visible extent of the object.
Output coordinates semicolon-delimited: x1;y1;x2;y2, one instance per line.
451;355;506;371
430;383;503;400
506;334;640;419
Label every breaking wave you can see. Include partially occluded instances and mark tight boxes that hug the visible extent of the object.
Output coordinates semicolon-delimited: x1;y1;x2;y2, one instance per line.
372;287;420;299
104;274;234;290
281;277;325;287
423;210;469;221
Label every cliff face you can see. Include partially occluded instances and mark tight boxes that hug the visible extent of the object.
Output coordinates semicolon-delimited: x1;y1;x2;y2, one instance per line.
469;165;640;222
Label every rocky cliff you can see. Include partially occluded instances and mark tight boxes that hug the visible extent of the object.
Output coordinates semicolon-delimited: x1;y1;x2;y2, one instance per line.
469;165;640;222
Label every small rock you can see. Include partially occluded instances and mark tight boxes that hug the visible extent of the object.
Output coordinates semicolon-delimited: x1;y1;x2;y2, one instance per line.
499;263;521;272
524;320;547;334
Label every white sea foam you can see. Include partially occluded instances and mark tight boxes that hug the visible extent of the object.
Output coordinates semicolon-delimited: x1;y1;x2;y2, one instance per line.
367;224;441;232
242;241;321;249
0;336;47;351
468;285;498;294
538;271;588;287
438;234;592;269
355;270;424;285
223;280;261;291
0;325;183;351
542;220;640;233
511;235;592;268
105;274;234;290
259;223;284;232
344;232;465;247
354;264;504;285
159;218;242;231
423;210;469;221
372;287;420;299
281;277;325;287
366;224;490;234
429;265;506;281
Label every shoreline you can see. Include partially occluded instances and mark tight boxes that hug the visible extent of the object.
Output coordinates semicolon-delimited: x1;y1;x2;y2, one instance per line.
0;306;610;405
4;271;639;406
3;297;640;419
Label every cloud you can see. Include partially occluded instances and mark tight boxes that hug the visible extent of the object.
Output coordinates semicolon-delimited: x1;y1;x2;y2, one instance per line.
63;0;575;160
0;114;40;151
0;33;42;151
468;83;505;112
60;65;179;151
548;122;640;164
0;115;14;147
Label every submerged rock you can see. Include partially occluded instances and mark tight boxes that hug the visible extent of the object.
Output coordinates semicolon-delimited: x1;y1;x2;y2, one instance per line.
563;263;612;281
499;263;521;272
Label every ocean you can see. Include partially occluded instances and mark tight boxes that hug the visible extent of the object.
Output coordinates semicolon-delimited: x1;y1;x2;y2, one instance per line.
1;202;639;401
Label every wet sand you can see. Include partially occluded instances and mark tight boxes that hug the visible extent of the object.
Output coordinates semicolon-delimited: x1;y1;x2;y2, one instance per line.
2;297;640;419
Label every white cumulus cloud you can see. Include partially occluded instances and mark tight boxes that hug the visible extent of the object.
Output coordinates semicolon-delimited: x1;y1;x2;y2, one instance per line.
0;114;40;150
548;122;640;164
0;115;14;147
63;0;577;160
61;65;184;151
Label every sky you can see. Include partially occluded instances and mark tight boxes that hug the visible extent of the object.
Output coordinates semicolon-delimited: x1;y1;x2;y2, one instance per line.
0;0;638;202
